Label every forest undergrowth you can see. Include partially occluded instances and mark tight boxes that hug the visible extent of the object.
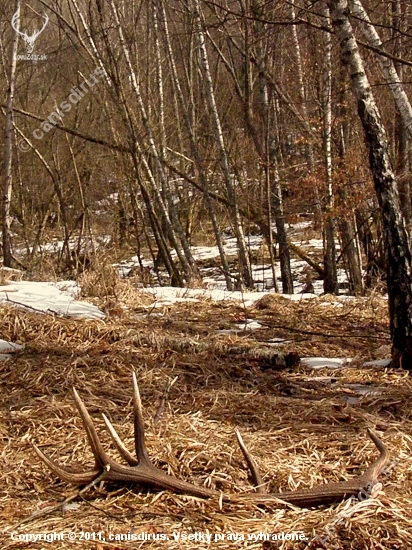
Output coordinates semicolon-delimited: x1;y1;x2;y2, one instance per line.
0;287;411;549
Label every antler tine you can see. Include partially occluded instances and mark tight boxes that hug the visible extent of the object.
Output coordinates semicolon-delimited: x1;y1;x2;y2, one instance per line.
360;428;389;483
72;387;110;470
32;444;99;485
102;413;138;466
235;429;265;494
132;372;151;464
31;388;111;486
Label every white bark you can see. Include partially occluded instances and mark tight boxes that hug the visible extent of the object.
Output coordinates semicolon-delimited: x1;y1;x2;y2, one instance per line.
108;0;197;280
193;0;253;288
351;0;412;140
159;0;233;289
328;0;412;368
322;7;338;294
3;0;20;267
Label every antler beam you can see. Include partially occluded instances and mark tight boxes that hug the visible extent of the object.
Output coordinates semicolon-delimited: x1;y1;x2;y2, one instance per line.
33;373;389;507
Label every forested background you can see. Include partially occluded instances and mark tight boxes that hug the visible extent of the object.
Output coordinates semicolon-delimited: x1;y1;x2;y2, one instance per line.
1;0;412;304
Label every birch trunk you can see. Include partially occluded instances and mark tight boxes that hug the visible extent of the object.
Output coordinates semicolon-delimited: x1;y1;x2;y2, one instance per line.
337;65;363;294
159;0;233;289
255;5;293;294
351;0;412;140
3;0;20;267
391;0;412;239
328;0;412;369
109;0;198;282
70;0;184;283
290;1;322;226
322;7;338;294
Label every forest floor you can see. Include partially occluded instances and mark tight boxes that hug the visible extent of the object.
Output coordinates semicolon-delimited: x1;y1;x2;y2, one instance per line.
1;289;411;549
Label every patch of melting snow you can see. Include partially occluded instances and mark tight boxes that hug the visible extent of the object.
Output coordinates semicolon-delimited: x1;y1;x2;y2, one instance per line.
0;281;104;319
307;376;336;383
363;358;391;367
216;319;262;334
115;222;333;294
301;357;352;368
0;339;24;360
288;221;313;232
235;319;262;331
293;238;324;249
319;301;344;307
117;256;153;277
146;286;262;308
343;383;381;396
134;312;165;319
146;286;361;309
266;337;289;346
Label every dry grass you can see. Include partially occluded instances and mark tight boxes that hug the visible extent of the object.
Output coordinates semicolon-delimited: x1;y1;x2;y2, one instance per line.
0;294;411;549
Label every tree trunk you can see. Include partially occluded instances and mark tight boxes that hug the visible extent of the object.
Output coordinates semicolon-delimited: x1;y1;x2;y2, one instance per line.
3;0;20;267
256;22;293;294
160;0;233;289
290;1;322;227
328;0;412;369
193;0;254;289
322;7;338;295
337;62;363;294
351;0;412;139
109;0;198;283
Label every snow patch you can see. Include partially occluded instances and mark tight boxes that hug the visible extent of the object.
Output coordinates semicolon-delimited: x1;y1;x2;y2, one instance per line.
0;339;24;360
301;357;352;369
0;281;104;319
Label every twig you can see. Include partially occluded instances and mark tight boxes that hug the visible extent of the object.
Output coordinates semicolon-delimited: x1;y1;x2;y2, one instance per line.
153;376;178;424
10;466;109;529
261;322;389;340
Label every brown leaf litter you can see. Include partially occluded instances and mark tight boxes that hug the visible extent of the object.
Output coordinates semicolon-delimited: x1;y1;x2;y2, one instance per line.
0;292;411;549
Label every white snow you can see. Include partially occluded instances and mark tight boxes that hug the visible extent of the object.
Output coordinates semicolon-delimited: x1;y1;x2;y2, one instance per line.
0;280;104;319
343;383;380;396
115;222;333;293
0;339;24;360
146;286;263;308
287;221;312;232
301;357;352;369
363;358;391;367
0;340;23;353
234;319;262;331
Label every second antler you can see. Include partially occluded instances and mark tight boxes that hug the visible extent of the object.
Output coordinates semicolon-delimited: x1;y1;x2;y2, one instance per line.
33;373;389;508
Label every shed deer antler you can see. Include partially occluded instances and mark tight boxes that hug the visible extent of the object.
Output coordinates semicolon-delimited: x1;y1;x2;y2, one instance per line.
33;373;389;507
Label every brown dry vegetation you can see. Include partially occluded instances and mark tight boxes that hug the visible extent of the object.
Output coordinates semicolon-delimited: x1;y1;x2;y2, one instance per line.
0;290;411;549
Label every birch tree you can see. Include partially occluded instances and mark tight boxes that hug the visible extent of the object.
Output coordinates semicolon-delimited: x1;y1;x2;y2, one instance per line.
351;0;412;138
351;0;412;237
322;7;338;294
159;0;234;289
3;0;20;267
193;0;254;289
328;0;412;369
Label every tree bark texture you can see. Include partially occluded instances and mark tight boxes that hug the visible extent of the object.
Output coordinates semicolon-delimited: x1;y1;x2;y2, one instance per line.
3;0;20;267
328;0;412;368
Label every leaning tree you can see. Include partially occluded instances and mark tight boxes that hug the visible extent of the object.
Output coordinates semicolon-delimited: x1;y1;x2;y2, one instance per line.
328;0;412;369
